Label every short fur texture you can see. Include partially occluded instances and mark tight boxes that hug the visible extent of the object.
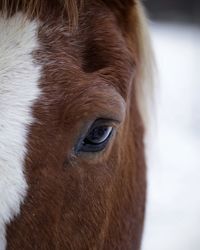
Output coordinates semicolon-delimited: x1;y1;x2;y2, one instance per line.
0;0;154;249
0;13;41;249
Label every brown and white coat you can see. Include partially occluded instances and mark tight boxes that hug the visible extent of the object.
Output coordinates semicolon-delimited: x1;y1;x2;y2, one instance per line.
0;1;153;249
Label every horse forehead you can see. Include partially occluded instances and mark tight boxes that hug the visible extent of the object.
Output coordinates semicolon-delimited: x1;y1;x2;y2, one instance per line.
0;13;41;249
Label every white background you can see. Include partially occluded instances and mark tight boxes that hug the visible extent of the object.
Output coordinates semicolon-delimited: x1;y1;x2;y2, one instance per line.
142;23;200;250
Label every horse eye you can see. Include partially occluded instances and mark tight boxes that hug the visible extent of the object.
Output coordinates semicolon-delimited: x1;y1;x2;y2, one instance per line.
77;120;114;153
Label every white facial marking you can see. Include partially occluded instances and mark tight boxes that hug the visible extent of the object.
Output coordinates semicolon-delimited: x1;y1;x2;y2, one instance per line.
0;13;41;249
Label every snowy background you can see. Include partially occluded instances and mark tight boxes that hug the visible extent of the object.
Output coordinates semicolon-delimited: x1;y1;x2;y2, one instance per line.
142;22;200;250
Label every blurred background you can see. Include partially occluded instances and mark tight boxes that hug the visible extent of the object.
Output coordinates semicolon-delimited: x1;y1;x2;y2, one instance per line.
141;1;200;250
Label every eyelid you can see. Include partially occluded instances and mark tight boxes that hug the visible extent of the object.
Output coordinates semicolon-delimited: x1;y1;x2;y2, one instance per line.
87;118;119;132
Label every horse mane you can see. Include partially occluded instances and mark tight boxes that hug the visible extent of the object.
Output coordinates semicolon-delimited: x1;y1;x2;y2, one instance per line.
133;1;155;130
1;0;81;26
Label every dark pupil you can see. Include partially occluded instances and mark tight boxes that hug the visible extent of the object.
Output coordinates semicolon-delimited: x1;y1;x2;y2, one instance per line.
85;126;112;145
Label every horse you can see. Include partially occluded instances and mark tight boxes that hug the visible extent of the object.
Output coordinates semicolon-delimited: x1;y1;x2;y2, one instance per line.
0;0;153;249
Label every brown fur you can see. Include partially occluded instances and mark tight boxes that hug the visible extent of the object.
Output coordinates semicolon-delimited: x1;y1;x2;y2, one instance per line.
1;0;81;26
1;0;152;249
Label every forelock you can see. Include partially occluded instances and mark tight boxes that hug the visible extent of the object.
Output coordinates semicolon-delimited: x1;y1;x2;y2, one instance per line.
0;0;82;27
